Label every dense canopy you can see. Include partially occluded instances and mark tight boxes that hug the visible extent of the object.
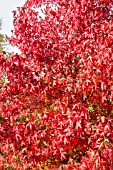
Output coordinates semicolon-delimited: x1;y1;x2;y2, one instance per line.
0;0;113;169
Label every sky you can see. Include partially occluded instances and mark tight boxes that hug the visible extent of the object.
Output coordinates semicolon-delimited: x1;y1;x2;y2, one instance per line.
0;0;26;53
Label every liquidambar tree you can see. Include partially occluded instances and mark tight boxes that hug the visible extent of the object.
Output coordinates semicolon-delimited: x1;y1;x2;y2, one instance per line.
0;0;113;169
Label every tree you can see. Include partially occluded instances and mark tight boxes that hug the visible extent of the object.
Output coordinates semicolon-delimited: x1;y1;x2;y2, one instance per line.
0;0;113;169
0;20;5;52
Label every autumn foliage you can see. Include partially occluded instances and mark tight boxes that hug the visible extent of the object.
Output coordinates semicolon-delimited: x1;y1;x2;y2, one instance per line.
0;0;113;169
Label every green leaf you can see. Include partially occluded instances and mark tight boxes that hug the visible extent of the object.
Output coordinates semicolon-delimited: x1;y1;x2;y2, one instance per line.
16;117;25;122
51;133;54;137
88;106;94;113
43;141;47;146
36;119;40;123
